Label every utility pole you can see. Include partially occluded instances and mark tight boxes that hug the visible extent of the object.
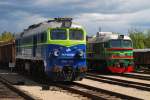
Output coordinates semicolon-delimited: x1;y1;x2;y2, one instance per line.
99;26;101;32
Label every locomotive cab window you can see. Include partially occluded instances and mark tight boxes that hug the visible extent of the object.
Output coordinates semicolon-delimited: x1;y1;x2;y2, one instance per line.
37;32;47;43
110;40;121;48
22;36;33;45
104;42;109;48
50;29;67;40
69;29;84;40
109;39;132;48
123;40;132;47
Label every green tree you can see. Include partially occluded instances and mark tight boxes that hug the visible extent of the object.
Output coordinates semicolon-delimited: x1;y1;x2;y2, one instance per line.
129;30;145;49
0;31;14;42
144;30;150;48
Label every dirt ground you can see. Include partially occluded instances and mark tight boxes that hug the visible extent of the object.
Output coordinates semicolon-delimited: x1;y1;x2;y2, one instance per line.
0;69;88;100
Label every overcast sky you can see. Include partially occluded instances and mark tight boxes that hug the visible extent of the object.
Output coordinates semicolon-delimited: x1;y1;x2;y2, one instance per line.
1;0;150;35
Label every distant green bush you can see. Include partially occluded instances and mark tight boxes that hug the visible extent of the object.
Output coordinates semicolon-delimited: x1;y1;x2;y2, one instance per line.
129;29;150;49
0;31;14;42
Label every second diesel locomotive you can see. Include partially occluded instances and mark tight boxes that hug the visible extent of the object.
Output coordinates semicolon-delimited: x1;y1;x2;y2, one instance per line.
15;18;87;81
87;32;134;73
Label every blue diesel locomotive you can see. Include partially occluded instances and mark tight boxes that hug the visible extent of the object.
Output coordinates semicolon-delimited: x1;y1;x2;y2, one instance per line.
15;18;87;81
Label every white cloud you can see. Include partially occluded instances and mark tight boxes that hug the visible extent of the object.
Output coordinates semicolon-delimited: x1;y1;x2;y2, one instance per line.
0;11;47;33
74;8;150;35
16;12;47;32
74;13;130;35
15;11;47;28
35;0;150;13
0;1;11;5
34;0;81;6
1;0;150;34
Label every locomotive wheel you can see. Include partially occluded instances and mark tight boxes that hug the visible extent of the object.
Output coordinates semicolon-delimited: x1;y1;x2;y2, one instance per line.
25;62;30;75
33;61;47;82
31;61;37;77
38;61;45;78
15;60;20;72
20;60;25;74
148;65;150;69
31;61;39;79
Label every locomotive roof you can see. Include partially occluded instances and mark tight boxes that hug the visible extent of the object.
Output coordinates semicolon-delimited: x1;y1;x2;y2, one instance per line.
15;18;83;38
87;32;131;43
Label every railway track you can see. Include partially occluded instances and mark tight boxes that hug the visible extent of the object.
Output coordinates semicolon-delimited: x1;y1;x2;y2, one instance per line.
0;69;144;100
86;73;150;92
127;72;150;77
26;73;142;100
52;82;142;100
0;76;36;100
119;73;150;81
135;70;150;74
135;68;150;74
135;71;150;74
20;73;140;100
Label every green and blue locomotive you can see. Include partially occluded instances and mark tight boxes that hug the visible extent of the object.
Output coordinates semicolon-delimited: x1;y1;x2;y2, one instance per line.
15;18;87;81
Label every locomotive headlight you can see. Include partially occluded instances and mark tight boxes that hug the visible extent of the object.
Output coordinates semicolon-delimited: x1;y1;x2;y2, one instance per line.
53;49;60;56
78;51;84;57
114;62;120;67
76;50;84;57
128;60;134;66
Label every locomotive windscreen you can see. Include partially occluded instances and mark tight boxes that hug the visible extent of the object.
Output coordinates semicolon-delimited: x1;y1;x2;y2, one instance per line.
50;29;67;40
110;40;132;48
69;30;84;40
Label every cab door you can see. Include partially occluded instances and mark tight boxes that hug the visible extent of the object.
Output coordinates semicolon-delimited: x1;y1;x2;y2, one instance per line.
33;35;37;57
